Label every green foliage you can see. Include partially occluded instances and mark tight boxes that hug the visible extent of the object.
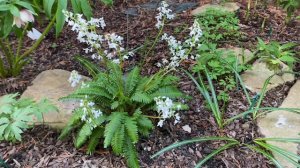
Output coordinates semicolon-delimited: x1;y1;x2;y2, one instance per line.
100;0;114;6
59;62;186;168
196;8;240;44
256;38;298;72
193;43;250;103
152;136;300;168
279;0;300;22
0;93;57;142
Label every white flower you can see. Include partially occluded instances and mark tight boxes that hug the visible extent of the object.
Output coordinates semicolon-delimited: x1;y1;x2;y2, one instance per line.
68;70;82;87
27;28;42;40
155;96;181;127
155;1;175;29
13;9;34;28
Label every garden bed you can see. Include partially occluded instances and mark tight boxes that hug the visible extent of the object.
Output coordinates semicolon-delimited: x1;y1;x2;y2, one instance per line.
1;0;300;167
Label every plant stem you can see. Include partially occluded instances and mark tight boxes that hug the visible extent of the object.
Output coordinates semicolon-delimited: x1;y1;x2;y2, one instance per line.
19;16;56;59
0;56;6;78
0;39;14;69
144;18;166;58
16;24;29;57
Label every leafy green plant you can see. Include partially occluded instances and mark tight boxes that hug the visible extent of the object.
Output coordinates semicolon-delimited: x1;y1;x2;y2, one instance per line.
0;93;57;142
152;137;300;168
279;0;300;23
0;0;94;78
153;66;300;167
193;43;250;104
256;38;298;72
100;0;114;6
59;62;187;168
196;8;240;44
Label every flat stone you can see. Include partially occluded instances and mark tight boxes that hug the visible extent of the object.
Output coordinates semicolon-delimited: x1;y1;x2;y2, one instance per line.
258;80;300;167
191;2;240;16
123;8;139;16
218;47;253;64
174;2;198;13
21;69;90;129
241;61;294;93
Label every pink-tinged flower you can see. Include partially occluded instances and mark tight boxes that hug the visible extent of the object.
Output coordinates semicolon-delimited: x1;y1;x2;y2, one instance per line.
13;9;34;28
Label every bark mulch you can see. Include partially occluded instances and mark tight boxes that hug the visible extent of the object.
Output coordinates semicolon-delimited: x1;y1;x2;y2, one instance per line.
1;0;299;167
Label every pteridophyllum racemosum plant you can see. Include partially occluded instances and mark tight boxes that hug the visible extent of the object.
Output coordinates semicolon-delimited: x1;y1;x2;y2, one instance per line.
152;60;300;167
58;1;203;168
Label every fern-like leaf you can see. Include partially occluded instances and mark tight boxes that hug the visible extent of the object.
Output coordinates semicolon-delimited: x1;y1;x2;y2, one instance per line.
75;123;93;148
87;127;104;154
124;116;138;143
59;109;83;140
131;92;152;104
111;124;125;154
104;112;125;148
125;67;140;96
123;136;139;168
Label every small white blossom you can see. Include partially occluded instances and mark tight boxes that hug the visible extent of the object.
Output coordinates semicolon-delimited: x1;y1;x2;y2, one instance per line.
155;1;175;29
27;28;42;40
68;70;82;87
154;96;181;127
79;96;103;128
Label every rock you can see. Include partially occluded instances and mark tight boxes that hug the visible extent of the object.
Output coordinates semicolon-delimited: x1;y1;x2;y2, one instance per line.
182;125;191;133
191;2;240;16
123;8;139;16
21;69;90;129
218;47;253;64
241;61;294;93
174;2;198;13
258;80;300;167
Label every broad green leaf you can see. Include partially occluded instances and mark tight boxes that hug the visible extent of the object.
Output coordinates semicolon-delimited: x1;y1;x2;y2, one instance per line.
2;13;13;38
43;0;55;18
80;0;92;19
0;4;10;11
15;1;36;14
55;0;68;36
70;0;81;14
9;5;20;17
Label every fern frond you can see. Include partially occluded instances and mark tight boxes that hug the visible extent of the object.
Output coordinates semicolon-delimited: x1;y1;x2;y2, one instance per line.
125;67;140;96
131;92;152;104
87;127;104;154
74;87;111;99
75;123;93;148
123;136;139;168
75;55;101;78
59;109;83;140
161;75;180;86
111;124;125;154
104;112;125;148
124;116;138;143
150;86;184;99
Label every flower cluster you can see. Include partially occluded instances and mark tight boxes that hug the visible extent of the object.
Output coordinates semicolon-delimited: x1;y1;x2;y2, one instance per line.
63;10;133;64
155;1;175;28
157;20;203;69
68;70;82;87
79;96;103;129
154;96;181;127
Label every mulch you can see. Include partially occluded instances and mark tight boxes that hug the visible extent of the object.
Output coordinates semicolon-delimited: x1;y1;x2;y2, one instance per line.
0;0;299;167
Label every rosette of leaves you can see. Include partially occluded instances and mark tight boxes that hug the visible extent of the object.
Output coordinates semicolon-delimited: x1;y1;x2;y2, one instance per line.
256;38;298;72
0;93;57;142
196;8;240;44
59;62;187;168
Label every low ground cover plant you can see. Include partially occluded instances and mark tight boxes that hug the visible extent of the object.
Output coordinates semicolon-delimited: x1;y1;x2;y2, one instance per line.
0;93;57;142
195;8;240;44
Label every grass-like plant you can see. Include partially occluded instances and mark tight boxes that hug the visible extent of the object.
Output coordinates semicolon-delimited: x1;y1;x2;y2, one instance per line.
152;63;300;167
0;93;57;142
59;62;187;168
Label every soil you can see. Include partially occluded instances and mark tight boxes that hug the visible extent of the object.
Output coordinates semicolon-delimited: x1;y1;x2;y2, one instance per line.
0;0;299;167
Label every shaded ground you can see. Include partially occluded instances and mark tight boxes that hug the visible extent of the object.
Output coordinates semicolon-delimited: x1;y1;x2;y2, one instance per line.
1;0;300;167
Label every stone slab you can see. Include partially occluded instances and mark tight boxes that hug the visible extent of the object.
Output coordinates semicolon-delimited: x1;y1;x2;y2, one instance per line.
241;61;294;93
21;69;90;128
191;2;240;16
258;80;300;167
